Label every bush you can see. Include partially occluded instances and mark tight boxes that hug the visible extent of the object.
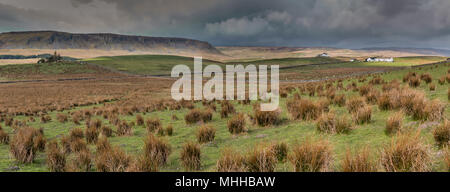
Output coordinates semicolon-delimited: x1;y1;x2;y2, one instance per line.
216;148;247;172
289;138;332;172
352;106;372;124
433;119;450;147
146;117;161;132
385;111;404;135
287;98;321;120
381;131;431;172
227;113;247;134
196;124;216;143
143;134;171;166
246;145;277;172
46;140;66;172
180;141;201;171
271;142;288;162
10;127;45;163
341;147;377;172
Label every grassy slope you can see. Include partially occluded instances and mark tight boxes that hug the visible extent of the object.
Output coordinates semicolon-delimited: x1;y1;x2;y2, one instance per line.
0;62;448;172
85;55;344;76
0;62;98;79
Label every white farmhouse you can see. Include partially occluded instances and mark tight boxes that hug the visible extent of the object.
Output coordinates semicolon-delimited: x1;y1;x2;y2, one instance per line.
317;53;329;57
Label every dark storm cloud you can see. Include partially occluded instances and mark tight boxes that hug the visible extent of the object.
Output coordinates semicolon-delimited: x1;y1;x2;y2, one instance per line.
2;0;450;48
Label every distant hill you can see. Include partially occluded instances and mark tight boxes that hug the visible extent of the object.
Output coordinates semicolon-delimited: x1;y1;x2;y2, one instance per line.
359;47;450;57
0;31;222;55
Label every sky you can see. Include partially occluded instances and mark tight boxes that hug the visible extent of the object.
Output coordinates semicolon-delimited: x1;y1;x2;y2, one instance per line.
1;0;450;49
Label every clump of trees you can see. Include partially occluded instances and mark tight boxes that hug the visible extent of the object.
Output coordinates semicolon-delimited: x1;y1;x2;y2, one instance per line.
38;51;63;63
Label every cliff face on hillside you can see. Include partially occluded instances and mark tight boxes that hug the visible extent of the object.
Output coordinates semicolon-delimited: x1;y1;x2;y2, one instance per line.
0;31;221;54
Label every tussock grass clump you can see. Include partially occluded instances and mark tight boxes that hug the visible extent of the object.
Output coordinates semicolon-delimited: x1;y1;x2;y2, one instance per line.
438;76;445;85
185;109;213;124
289;138;332;172
352;106;372;124
341;147;377;172
444;147;450;172
10;127;46;163
385;111;404;135
424;99;445;121
220;101;236;118
145;117;161;132
216;148;247;172
96;135;111;154
136;114;144;126
165;124;173;136
196;124;216;143
117;120;132;136
100;126;112;137
332;94;346;107
246;145;277;172
271;142;288;162
69;128;84;141
254;107;282;126
346;97;366;113
143;134;172;166
56;113;68;123
358;84;373;96
46;140;66;172
70;138;87;153
316;112;353;134
408;76;421;87
227;113;247;134
433;119;450;147
0;129;9;144
40;115;51;123
180;141;201;171
287;98;321;121
85;126;99;144
71;149;92;172
420;73;432;84
381;131;431;172
95;146;132;172
429;83;436;91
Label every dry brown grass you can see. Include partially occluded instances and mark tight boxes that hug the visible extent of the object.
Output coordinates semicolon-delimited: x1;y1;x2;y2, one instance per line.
185;109;213;124
246;145;277;172
346;97;366;113
95;146;132;172
117;120;132;136
0;128;9;144
289;138;332;172
380;131;431;172
287;98;321;121
46;140;66;172
143;134;172;166
196;124;216;143
316;112;352;134
136;114;144;126
56;113;68;123
433;119;450;147
85;126;99;144
10;127;46;163
444;147;450;172
145;117;161;132
253;107;282;127
227;113;247;134
385;111;405;135
220;101;236;118
271;142;288;162
341;147;377;172
180;141;201;171
216;148;247;172
352;106;372;124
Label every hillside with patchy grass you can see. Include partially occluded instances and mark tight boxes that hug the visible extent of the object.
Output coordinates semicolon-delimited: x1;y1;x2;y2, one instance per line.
0;56;448;172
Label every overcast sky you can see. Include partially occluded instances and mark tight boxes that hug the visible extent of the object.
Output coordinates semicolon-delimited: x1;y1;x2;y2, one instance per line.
1;0;450;49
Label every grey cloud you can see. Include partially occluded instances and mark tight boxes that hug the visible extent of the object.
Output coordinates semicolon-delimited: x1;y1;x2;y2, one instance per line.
1;0;450;48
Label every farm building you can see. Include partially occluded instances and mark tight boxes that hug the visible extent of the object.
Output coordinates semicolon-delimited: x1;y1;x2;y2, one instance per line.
365;57;393;62
317;53;329;57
